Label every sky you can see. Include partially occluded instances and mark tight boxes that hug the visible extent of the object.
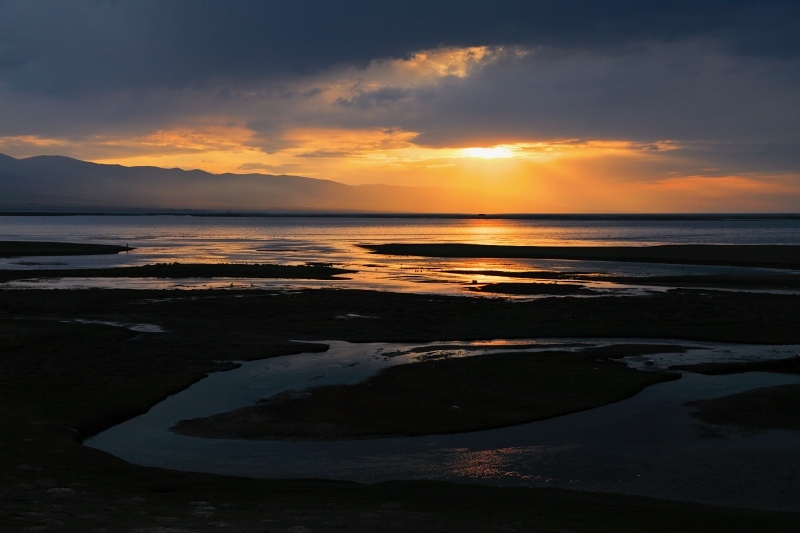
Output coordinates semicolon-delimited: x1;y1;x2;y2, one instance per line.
1;0;799;213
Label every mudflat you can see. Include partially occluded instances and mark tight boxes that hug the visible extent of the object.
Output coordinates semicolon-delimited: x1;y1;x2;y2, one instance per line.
172;345;680;440
0;240;132;257
687;383;800;431
676;356;800;431
3;288;800;531
469;282;596;295
363;243;800;269
0;262;354;282
672;355;800;375
450;269;800;290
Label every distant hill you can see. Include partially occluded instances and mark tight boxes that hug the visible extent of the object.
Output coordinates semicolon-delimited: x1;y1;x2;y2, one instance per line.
0;153;533;213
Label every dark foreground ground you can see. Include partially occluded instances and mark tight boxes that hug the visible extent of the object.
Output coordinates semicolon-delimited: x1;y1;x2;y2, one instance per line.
2;286;800;532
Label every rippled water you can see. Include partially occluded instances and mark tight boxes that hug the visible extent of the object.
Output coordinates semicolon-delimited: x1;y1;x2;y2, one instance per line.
3;215;798;293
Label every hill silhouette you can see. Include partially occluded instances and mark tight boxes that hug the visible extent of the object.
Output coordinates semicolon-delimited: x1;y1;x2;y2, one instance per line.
0;153;532;213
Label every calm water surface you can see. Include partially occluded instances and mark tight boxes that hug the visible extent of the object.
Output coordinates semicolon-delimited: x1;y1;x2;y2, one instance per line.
86;338;800;512
3;215;798;292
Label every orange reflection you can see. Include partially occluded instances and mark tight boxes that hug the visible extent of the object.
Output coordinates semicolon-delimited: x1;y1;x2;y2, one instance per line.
447;446;574;480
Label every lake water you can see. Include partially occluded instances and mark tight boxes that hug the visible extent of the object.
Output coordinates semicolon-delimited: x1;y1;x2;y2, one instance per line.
2;215;799;293
85;338;800;512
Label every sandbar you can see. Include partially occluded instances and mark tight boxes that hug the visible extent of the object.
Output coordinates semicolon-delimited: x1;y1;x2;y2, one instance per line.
0;240;133;257
687;383;800;431
0;262;354;282
363;243;800;269
171;344;680;440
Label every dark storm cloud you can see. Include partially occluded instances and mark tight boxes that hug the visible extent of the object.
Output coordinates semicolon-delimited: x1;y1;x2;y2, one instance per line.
401;42;800;148
0;0;797;97
335;88;415;109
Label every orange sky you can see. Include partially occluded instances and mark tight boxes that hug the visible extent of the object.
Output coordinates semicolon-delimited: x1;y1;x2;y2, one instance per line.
2;43;798;213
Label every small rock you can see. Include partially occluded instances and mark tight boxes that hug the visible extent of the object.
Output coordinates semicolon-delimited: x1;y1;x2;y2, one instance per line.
15;483;35;491
122;496;147;505
41;518;65;527
133;526;194;533
287;527;314;533
36;479;58;489
46;487;75;499
188;500;217;517
152;516;180;524
380;502;402;509
16;465;34;472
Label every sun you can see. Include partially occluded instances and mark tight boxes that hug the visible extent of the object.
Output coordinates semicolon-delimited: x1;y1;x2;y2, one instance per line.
460;146;515;159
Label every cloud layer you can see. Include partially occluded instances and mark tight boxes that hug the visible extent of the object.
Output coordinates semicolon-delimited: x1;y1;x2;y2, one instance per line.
1;1;798;212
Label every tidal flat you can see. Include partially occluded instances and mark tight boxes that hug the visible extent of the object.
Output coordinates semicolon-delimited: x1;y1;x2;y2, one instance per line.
3;236;800;531
675;356;800;431
0;262;354;282
0;240;132;257
448;269;800;291
171;345;680;440
3;285;800;531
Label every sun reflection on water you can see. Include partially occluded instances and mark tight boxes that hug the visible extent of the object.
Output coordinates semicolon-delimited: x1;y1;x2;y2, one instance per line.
446;445;579;481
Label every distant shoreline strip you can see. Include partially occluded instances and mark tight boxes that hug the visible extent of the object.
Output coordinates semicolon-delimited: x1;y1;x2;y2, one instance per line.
1;211;800;221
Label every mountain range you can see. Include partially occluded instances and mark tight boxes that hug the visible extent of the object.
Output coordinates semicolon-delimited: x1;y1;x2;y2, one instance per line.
0;153;531;213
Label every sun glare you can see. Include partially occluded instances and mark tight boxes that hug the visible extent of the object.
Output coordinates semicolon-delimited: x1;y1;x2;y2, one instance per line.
460;146;514;159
